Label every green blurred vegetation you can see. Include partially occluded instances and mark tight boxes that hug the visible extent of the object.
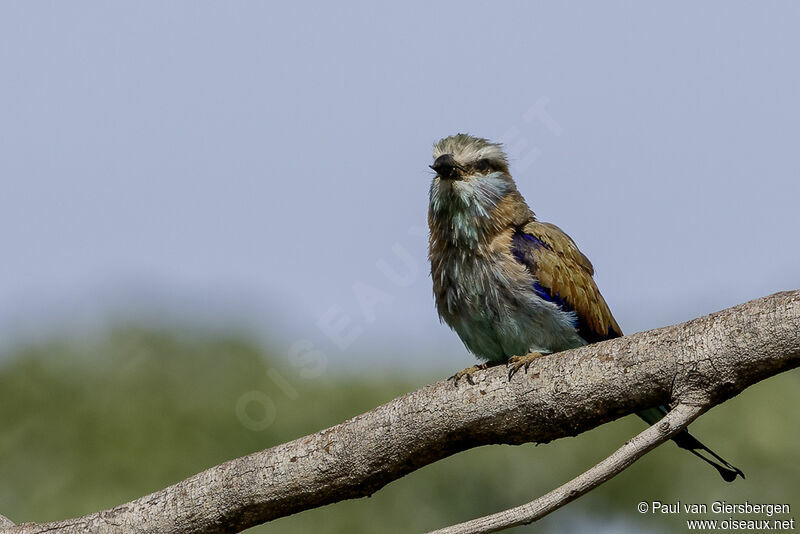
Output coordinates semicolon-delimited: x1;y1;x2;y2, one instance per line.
1;327;798;533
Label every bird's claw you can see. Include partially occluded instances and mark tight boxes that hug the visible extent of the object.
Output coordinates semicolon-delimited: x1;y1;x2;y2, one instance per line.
507;352;544;380
449;364;488;386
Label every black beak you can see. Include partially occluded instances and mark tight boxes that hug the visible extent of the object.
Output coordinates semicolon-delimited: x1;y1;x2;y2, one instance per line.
429;154;463;180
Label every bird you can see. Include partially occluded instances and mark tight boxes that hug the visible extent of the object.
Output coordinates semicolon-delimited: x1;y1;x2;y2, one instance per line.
427;133;744;482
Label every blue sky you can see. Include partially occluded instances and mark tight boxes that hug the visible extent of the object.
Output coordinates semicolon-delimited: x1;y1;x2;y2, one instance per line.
1;2;798;369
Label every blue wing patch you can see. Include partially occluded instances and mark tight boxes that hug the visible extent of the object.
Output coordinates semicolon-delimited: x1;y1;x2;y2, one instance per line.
511;230;618;343
511;231;574;319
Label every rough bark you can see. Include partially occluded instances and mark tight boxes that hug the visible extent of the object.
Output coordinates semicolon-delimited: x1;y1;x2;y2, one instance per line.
3;291;799;534
426;403;706;533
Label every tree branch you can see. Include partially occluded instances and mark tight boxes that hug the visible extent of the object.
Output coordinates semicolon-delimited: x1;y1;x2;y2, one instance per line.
3;291;799;534
426;403;705;534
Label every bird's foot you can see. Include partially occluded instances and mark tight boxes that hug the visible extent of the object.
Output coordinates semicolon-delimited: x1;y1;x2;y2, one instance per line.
449;363;489;386
507;352;544;380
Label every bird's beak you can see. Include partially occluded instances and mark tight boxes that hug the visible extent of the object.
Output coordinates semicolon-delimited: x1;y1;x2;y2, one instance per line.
430;154;463;180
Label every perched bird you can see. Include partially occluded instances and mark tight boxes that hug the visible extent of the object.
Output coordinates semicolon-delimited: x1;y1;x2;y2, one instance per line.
427;133;744;482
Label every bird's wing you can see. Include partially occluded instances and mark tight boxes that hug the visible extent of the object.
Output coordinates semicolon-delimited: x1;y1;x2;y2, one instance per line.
511;221;622;343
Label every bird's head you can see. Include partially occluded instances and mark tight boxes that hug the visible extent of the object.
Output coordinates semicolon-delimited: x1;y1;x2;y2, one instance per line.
430;133;509;182
428;134;532;245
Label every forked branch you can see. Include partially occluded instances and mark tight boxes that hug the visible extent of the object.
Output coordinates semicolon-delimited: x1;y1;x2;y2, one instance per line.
427;403;705;534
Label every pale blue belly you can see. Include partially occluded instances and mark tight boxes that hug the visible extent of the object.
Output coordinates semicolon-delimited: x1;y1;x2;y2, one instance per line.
447;288;586;364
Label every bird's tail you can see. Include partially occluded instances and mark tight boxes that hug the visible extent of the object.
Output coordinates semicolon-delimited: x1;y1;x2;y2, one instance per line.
637;406;745;482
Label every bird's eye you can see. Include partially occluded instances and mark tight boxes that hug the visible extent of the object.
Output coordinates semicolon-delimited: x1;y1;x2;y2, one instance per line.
476;159;491;172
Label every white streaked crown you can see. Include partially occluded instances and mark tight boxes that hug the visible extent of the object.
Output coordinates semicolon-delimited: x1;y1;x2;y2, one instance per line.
432;133;508;168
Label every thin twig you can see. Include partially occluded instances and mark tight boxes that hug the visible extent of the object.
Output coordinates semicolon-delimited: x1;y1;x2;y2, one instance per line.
426;403;704;534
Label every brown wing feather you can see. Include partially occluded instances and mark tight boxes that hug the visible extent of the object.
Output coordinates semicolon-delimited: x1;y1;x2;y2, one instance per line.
521;221;622;340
